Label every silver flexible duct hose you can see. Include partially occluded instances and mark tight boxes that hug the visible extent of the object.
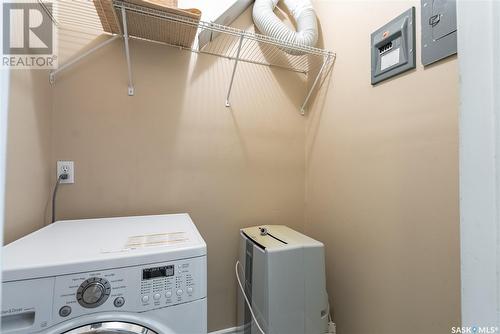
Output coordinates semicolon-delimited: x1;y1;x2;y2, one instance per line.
252;0;318;55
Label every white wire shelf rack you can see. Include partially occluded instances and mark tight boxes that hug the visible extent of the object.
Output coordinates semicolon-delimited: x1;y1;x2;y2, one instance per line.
49;0;336;114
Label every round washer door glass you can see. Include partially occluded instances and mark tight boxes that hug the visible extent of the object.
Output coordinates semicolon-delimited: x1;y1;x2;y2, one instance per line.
64;322;157;334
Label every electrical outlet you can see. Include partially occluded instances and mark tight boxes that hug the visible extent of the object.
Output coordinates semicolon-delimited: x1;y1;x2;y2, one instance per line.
57;160;74;184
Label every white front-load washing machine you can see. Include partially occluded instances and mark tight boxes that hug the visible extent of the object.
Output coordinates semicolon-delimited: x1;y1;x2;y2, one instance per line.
1;214;207;334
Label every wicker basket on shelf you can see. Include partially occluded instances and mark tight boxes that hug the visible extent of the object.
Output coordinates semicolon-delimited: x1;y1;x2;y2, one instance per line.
93;0;202;48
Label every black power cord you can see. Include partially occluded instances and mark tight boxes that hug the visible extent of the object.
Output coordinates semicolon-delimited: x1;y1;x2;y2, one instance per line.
52;173;68;224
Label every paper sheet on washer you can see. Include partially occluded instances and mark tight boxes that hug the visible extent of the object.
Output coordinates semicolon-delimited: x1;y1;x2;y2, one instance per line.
101;232;189;253
126;232;189;248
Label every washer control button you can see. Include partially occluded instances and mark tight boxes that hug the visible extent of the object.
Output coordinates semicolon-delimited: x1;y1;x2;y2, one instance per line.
114;297;125;308
141;295;149;303
187;287;194;295
176;289;183;296
153;293;161;301
165;290;172;298
59;305;72;317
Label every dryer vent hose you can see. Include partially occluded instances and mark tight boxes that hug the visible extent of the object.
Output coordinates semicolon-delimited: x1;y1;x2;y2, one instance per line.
252;0;318;55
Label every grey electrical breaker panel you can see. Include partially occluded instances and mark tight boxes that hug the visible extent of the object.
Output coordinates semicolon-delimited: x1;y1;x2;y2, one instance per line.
421;0;457;66
371;7;416;85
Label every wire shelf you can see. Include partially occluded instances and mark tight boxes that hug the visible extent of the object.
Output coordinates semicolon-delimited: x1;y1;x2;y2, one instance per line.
113;1;334;73
50;0;336;114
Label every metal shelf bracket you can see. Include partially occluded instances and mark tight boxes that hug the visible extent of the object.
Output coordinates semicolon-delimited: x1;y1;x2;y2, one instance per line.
48;35;121;86
121;7;134;96
225;34;245;108
300;53;333;115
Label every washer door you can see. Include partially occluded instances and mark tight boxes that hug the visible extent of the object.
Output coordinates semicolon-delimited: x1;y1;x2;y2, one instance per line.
63;322;157;334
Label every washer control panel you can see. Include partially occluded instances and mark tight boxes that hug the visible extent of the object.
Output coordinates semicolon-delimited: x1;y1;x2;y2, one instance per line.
139;262;198;309
52;256;206;321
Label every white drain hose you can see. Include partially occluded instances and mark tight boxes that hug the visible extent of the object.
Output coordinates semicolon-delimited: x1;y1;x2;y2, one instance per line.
236;261;266;334
252;0;318;55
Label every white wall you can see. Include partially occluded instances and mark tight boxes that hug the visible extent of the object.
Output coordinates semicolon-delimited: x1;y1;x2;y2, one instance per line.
178;0;243;21
0;68;10;287
458;0;500;327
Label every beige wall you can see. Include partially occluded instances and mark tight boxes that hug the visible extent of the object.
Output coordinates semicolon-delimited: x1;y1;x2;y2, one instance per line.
51;32;306;332
305;1;460;333
5;70;52;244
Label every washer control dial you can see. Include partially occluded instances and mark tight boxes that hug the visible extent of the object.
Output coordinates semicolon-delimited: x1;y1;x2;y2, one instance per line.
76;277;111;308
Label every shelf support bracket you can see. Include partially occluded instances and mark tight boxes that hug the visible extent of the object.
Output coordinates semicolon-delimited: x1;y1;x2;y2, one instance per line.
300;54;332;115
49;35;120;85
225;34;244;107
121;6;134;96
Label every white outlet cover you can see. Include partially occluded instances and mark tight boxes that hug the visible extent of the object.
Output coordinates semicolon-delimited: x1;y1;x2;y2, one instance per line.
57;160;74;184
